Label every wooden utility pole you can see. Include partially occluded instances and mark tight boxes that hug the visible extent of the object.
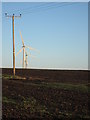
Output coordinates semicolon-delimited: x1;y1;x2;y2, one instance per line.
5;13;21;77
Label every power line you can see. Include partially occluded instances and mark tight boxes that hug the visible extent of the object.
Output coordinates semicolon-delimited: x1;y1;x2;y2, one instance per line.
20;2;64;14
22;2;78;15
0;2;79;22
22;2;68;14
3;2;78;16
1;2;58;20
3;2;58;14
2;0;77;14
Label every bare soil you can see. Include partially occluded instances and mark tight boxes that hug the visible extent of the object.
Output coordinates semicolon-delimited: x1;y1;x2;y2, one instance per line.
2;68;90;120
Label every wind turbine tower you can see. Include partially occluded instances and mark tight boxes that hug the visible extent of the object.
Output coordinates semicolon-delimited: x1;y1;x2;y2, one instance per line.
25;51;28;68
20;31;25;68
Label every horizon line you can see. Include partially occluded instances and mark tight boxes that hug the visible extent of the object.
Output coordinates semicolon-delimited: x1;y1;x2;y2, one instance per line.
1;67;89;70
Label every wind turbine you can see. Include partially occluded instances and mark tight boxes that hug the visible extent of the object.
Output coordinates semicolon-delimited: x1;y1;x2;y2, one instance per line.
16;31;38;68
25;51;28;68
25;51;36;68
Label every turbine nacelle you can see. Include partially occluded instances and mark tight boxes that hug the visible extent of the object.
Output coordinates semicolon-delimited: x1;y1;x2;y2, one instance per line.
22;45;25;48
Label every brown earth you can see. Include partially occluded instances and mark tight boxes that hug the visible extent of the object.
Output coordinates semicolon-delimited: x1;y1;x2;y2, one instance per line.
2;68;90;120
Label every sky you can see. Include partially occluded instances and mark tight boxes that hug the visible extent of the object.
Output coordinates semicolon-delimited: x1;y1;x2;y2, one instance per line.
0;1;2;69
1;1;88;69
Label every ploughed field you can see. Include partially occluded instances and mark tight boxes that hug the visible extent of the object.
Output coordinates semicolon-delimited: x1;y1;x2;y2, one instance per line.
2;68;90;120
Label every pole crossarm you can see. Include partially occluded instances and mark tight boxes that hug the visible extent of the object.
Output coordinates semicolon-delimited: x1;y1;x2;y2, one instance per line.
5;13;21;18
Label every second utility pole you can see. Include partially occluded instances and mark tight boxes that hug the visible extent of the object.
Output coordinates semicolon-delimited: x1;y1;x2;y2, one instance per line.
5;13;21;77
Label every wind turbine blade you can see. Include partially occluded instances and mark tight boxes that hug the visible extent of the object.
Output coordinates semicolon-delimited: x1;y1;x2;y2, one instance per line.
26;46;40;53
27;52;36;58
26;46;34;50
16;48;23;56
20;59;22;65
25;50;27;55
28;54;36;58
20;31;24;46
